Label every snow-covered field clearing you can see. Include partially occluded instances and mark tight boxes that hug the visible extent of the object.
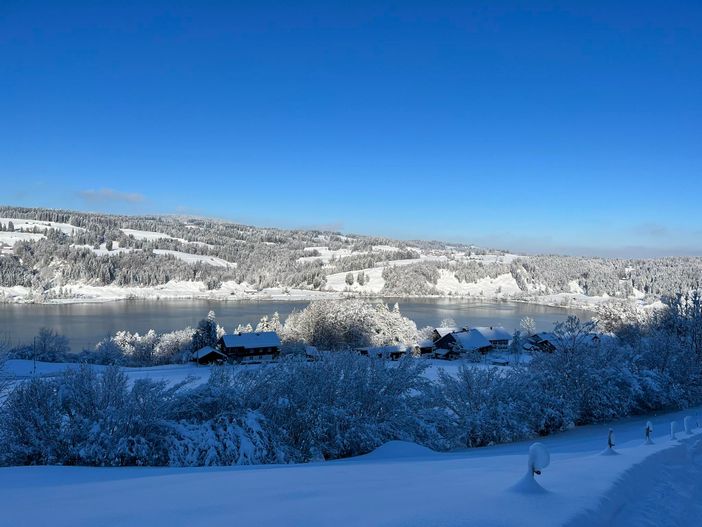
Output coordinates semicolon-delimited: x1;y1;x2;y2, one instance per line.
324;256;449;294
73;241;135;255
0;230;45;249
70;242;234;267
0;394;699;527
435;270;523;298
298;246;358;263
120;228;186;242
152;249;234;268
0;217;85;235
0;281;341;303
0;218;83;251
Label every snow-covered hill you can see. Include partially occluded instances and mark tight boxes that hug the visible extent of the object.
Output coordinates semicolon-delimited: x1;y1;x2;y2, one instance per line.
1;206;697;309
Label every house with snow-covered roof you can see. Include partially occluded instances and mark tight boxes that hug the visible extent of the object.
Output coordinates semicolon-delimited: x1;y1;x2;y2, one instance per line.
431;327;459;342
471;326;512;349
218;331;281;363
523;332;558;353
191;346;227;365
355;345;408;361
434;329;493;359
413;339;435;356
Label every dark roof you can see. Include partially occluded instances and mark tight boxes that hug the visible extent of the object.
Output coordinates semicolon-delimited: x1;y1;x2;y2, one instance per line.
220;331;281;349
192;346;226;360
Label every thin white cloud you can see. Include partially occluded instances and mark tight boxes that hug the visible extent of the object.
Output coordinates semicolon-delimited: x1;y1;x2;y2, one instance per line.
78;188;145;204
632;222;669;238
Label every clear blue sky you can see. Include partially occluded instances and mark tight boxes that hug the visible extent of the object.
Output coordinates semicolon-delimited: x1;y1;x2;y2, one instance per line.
2;1;701;257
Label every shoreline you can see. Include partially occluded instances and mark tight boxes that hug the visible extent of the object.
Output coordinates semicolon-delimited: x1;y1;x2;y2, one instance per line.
0;285;643;313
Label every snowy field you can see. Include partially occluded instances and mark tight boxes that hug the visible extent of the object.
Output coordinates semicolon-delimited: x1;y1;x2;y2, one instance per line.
0;217;85;235
120;228;186;242
4;359;212;387
4;358;470;385
152;249;234;268
0;401;699;526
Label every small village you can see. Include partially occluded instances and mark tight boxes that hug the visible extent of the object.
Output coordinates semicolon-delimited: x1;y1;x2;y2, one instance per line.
189;324;579;366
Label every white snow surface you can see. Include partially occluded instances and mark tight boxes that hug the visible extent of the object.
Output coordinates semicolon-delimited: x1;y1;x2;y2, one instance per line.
152;249;234;268
0;393;699;527
120;228;183;241
0;230;46;248
0;217;85;234
4;359;211;387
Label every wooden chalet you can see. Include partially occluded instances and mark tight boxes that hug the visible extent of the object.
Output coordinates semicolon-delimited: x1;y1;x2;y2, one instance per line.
218;331;281;363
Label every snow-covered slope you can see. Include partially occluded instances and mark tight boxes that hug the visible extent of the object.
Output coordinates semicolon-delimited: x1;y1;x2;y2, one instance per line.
152;249;234;268
0;217;85;234
0;406;699;526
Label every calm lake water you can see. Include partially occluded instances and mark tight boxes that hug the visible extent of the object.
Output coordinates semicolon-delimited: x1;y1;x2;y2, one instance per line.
0;299;593;352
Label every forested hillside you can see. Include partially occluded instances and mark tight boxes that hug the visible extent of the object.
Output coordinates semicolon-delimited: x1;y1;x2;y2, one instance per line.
0;206;700;304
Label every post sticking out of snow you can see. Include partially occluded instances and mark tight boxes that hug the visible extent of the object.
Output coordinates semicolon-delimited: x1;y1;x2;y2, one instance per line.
670;421;677;440
527;442;550;478
510;442;550;494
684;416;693;435
644;421;654;445
601;428;619;455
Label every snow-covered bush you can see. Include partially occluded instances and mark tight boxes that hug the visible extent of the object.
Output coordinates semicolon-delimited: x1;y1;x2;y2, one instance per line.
283;299;417;350
0;377;67;465
437;366;535;447
153;327;196;364
8;327;70;362
0;365;188;466
188;353;448;460
167;412;288;466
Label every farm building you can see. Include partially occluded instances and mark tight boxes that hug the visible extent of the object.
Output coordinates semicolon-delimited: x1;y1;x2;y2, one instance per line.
356;345;408;361
218;331;281;363
191;346;227;365
523;332;601;353
434;329;493;358
523;332;558;353
472;326;512;349
413;339;435;356
431;327;458;342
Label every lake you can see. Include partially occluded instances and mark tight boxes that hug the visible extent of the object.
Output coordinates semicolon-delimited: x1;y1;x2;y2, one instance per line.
0;298;593;352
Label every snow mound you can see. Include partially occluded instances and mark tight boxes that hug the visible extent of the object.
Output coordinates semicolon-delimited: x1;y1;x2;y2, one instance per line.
509;472;549;494
362;441;436;460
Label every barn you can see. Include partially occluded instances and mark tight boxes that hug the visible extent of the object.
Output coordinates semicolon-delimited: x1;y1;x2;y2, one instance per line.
431;327;458;342
191;346;227;365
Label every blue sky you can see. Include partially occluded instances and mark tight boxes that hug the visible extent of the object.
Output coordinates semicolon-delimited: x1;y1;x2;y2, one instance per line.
1;1;701;257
